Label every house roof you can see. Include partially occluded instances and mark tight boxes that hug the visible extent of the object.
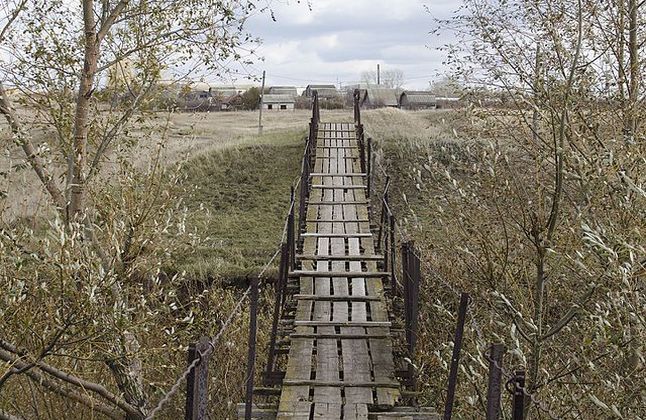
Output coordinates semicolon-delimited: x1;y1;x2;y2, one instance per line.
306;84;336;89
303;85;339;98
401;91;436;104
262;94;295;104
364;88;399;106
268;86;297;95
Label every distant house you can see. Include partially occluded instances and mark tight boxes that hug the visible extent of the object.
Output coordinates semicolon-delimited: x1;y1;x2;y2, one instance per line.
221;93;244;111
399;91;437;110
268;86;298;97
360;88;399;109
304;84;339;98
182;88;216;111
262;94;295;111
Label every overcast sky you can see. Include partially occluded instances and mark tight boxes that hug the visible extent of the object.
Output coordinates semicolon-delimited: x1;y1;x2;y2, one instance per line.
224;0;458;89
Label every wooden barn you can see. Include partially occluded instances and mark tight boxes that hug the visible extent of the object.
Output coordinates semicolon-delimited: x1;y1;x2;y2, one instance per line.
304;84;338;98
399;91;437;110
360;88;399;109
262;94;295;111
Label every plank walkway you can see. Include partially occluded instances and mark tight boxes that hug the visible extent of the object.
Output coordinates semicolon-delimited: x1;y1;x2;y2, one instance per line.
276;122;400;419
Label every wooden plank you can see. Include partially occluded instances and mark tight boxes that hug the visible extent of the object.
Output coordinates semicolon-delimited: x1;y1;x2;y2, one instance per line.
310;173;366;177
300;233;372;238
293;295;381;301
282;380;399;388
311;185;367;189
289;271;391;278
296;254;384;261
308;200;370;205
304;218;370;223
290;333;390;339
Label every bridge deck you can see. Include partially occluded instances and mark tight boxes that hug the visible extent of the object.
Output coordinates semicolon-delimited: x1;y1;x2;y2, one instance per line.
277;122;400;419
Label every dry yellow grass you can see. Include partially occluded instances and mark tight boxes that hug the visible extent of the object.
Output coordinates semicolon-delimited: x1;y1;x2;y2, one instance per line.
0;109;354;222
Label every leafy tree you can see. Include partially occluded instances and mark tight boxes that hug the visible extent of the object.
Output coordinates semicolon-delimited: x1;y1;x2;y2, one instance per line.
0;0;265;417
242;86;261;110
407;0;645;418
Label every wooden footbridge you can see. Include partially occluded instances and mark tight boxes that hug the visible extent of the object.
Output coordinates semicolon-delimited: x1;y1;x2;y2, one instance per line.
239;92;438;420
146;92;540;420
276;118;397;418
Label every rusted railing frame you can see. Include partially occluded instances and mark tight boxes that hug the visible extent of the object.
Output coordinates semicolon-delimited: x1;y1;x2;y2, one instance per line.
486;343;506;420
401;241;421;390
443;292;470;420
509;370;526;420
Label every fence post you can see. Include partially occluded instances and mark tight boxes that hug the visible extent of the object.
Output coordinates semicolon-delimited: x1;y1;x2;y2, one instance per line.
510;370;525;420
244;278;259;420
443;292;470;420
185;336;210;420
486;344;506;420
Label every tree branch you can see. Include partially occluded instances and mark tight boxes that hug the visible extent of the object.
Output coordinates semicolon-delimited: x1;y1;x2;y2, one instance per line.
0;340;141;418
97;0;130;42
541;285;596;341
0;0;27;43
0;82;66;210
0;348;121;419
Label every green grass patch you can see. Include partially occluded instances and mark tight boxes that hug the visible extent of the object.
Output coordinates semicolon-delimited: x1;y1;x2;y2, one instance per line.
175;130;304;282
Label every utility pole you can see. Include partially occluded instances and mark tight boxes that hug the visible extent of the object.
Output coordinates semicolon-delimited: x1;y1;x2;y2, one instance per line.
258;70;266;135
377;64;381;85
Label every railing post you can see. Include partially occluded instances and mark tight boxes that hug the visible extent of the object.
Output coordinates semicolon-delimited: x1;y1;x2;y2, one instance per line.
185;337;209;420
486;344;506;420
510;370;526;420
265;243;289;385
353;89;361;126
401;241;412;385
244;278;259;420
376;176;390;248
389;214;396;293
367;138;372;197
289;187;296;270
443;292;470;420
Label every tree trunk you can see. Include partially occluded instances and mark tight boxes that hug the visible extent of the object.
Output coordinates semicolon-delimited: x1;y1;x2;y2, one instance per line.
625;0;640;138
69;0;100;218
106;332;146;419
526;244;546;419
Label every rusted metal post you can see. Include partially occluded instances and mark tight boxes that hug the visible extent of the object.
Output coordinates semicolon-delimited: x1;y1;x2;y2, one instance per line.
367;138;372;197
510;370;526;420
289;187;296;270
244;278;259;420
358;125;366;173
185;336;209;420
401;241;409;302
443;292;470;420
401;241;412;384
376;176;390;249
383;197;390;274
486;344;506;420
265;243;289;385
389;214;396;294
